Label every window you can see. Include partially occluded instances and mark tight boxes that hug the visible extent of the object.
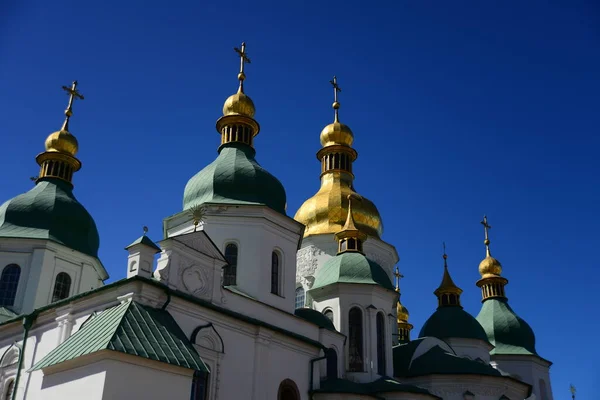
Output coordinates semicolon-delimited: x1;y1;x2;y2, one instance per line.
539;378;548;400
190;370;208;400
277;379;300;400
51;272;72;303
223;244;238;286
376;312;386;375
0;264;21;307
271;252;280;295
348;307;364;372
294;287;305;309
323;309;333;323
326;348;338;379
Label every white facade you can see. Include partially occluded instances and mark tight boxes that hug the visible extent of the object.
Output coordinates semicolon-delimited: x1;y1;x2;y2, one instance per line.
0;238;107;315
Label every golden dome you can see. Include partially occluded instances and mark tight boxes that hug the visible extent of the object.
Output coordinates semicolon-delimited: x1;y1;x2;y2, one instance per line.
397;300;410;322
294;173;383;238
320;121;354;147
44;129;79;156
223;89;255;118
479;255;502;278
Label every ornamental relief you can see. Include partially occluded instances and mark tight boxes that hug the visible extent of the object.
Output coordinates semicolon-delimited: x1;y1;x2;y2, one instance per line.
179;260;212;299
296;245;325;289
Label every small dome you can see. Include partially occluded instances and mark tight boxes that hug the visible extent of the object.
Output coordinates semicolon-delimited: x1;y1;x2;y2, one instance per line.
397;301;410;322
476;298;537;356
479;255;502;278
45;129;79;156
419;307;490;343
294;308;336;331
320;121;354;147
223;91;255;118
312;252;394;291
183;143;286;214
0;179;99;257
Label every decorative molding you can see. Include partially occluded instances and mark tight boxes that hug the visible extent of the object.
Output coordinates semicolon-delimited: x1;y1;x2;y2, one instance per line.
180;262;211;298
296;245;324;289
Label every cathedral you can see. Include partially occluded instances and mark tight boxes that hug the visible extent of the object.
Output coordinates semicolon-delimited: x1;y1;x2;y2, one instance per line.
0;43;554;400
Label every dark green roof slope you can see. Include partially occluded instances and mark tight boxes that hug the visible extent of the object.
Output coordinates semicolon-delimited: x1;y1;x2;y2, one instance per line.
183;143;287;215
314;377;439;399
476;298;537;356
419;306;490;344
125;235;161;252
311;252;395;291
0;178;99;257
393;340;501;378
32;300;208;372
294;308;336;332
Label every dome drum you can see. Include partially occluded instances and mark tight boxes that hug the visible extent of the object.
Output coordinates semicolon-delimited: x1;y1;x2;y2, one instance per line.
36;150;82;185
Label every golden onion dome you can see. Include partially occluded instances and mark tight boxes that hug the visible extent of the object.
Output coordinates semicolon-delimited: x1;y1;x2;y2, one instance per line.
44;129;79;156
479;255;503;278
294;174;383;238
397;300;410;322
223;89;255;118
320;121;354;147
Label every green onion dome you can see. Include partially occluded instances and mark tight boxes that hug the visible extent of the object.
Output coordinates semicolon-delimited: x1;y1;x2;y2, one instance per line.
312;252;394;291
0;178;99;257
182;143;287;214
419;307;490;343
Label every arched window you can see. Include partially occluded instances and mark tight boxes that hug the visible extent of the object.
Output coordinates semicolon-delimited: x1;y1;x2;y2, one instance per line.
223;244;238;286
190;370;208;400
4;379;15;400
294;287;305;309
271;252;280;295
51;272;72;302
326;348;338;379
376;312;386;375
0;264;21;307
348;307;364;372
323;309;333;323
277;379;300;400
539;378;548;400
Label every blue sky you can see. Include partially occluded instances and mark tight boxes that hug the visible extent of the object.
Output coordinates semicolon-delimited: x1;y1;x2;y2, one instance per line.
1;0;598;396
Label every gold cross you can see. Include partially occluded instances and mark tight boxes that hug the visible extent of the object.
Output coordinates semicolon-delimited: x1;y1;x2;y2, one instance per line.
329;76;341;121
442;242;448;267
234;42;251;91
394;266;404;292
480;215;492;255
60;81;84;131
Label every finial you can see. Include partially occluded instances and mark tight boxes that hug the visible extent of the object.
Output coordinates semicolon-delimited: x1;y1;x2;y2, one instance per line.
570;384;576;400
60;81;84;132
480;215;492;256
234;42;251;93
442;242;448;268
329;76;341;122
189;205;205;232
394;266;404;293
143;226;149;236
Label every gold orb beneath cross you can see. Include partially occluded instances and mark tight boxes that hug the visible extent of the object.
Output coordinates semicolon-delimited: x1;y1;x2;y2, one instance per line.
44;129;79;156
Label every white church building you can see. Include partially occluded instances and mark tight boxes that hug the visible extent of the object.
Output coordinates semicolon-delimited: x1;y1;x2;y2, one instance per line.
0;44;554;400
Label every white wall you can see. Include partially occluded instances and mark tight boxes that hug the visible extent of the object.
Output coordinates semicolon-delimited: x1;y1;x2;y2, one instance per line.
405;375;531;400
491;356;553;400
38;361;106;400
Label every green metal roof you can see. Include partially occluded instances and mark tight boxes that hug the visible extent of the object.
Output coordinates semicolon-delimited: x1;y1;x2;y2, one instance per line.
476;298;538;356
294;308;336;332
183;142;287;215
314;377;439;399
32;300;208;372
311;252;395;291
0;178;99;257
419;306;490;344
393;339;502;378
125;234;161;252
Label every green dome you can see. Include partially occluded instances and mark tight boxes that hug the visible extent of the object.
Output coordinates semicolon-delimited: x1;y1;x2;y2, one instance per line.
419;306;490;344
311;252;394;291
0;178;100;258
183;143;286;215
294;308;336;331
476;298;537;356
